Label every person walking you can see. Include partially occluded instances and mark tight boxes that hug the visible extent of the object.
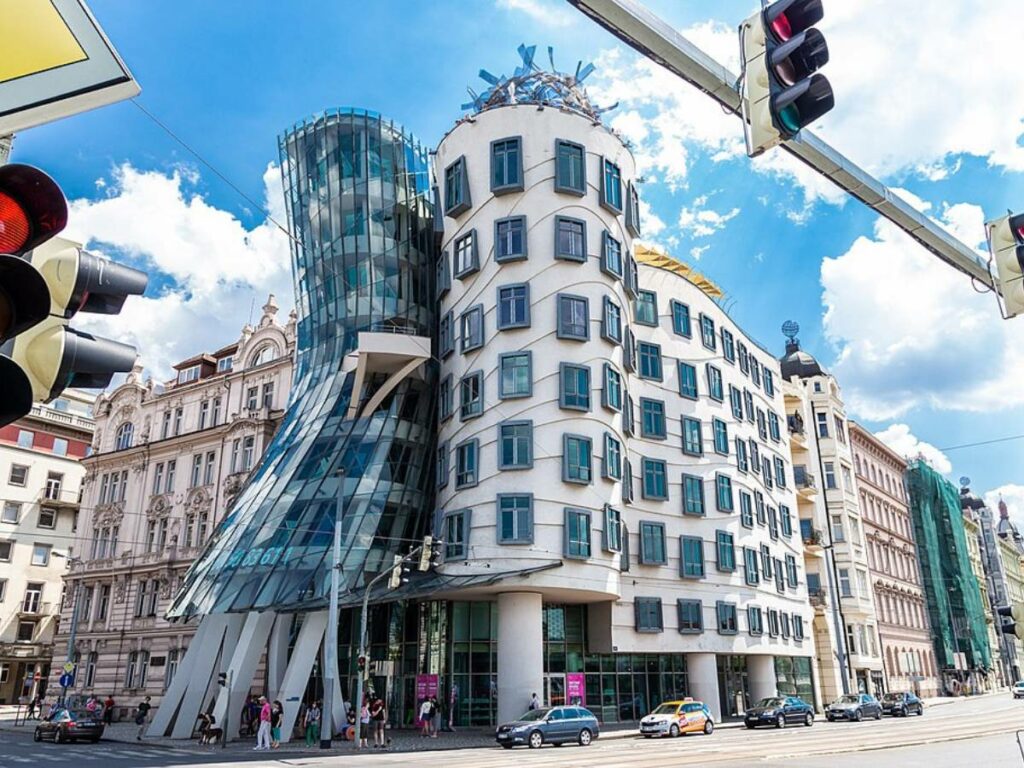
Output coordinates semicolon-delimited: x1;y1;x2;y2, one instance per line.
103;694;115;725
304;700;321;747
358;696;370;749
419;697;432;737
270;700;283;748
26;694;40;721
254;695;272;750
134;696;152;741
370;694;386;749
528;692;540;711
429;696;440;737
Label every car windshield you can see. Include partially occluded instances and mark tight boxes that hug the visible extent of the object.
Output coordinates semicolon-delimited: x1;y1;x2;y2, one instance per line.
836;695;860;704
1016;682;1024;687
518;708;550;722
881;693;902;702
757;698;785;707
651;704;680;715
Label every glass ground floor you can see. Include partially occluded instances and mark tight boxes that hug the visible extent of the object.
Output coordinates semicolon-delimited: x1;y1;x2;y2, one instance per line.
313;599;813;727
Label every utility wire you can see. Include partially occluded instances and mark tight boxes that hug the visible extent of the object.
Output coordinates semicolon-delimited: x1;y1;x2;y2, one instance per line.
937;433;1024;452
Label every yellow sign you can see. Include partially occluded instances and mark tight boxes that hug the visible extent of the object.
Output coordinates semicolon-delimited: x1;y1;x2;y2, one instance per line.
0;1;88;84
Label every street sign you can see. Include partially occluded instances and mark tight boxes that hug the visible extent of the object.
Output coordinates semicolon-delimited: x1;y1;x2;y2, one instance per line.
0;0;140;134
63;661;75;674
59;672;74;688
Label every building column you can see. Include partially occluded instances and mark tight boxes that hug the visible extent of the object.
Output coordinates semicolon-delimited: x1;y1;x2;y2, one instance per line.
687;653;721;723
497;592;543;725
748;655;777;703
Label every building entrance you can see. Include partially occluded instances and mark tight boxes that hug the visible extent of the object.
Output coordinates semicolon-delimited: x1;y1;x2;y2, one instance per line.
544;675;565;707
717;655;750;719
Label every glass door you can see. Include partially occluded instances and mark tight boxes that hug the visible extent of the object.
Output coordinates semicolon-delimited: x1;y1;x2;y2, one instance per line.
545;675;566;707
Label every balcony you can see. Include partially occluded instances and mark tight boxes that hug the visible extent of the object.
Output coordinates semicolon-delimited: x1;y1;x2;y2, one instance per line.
808;590;827;609
19;601;53;616
800;520;824;549
787;414;807;449
38;486;80;510
794;466;818;499
28;403;95;431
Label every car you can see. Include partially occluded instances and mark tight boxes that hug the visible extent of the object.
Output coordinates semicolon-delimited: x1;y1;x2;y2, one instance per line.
639;699;714;738
880;691;923;717
825;693;882;722
1013;681;1024;699
33;708;104;744
744;696;815;729
494;705;600;749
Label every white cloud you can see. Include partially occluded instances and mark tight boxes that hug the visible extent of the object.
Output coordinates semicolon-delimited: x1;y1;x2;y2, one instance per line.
690;245;710;261
984;484;1024;531
874;424;952;475
677;204;740;237
820;203;1024;419
493;0;575;27
64;163;293;380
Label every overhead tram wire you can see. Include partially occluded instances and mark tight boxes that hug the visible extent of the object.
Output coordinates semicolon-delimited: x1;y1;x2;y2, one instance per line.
937;433;1024;452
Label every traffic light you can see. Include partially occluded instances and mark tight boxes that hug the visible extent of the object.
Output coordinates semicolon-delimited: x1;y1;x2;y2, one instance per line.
998;604;1024;641
740;0;835;156
985;212;1024;318
388;554;411;589
217;672;227;687
418;535;437;571
0;164;146;427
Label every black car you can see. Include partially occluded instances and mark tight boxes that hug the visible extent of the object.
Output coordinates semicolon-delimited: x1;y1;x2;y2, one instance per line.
495;706;600;749
880;691;923;717
744;696;815;729
33;708;104;743
825;693;883;722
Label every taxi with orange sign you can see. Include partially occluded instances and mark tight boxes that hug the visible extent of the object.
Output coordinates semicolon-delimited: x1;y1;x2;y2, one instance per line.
639;698;714;738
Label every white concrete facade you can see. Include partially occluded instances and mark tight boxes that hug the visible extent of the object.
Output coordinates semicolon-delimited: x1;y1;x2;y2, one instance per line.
433;105;813;722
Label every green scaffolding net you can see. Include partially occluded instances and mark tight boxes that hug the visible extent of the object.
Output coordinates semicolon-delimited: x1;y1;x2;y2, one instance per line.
907;460;992;675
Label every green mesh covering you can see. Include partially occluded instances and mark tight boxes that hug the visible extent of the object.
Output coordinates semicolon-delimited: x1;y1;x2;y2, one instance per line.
907;460;992;673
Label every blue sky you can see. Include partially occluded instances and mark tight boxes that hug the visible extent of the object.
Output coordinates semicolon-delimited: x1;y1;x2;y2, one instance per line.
10;0;1024;510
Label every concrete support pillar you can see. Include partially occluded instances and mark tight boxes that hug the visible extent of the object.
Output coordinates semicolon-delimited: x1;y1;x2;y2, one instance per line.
266;613;292;696
687;653;721;723
748;655;777;704
214;610;277;740
497;592;543;725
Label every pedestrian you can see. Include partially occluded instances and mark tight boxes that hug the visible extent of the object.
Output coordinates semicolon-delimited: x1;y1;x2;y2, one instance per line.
86;694;99;716
103;694;115;725
358;696;370;749
528;692;540;711
253;695;272;750
26;694;39;721
370;693;387;749
270;699;283;748
304;700;321;747
134;696;152;741
419;697;432;737
429;696;440;737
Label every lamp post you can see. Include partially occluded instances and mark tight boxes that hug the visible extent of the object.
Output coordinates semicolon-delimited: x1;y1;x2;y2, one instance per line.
321;467;345;749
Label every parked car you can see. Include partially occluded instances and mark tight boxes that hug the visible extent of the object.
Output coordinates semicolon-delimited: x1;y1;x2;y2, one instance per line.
880;691;924;717
640;699;714;738
825;693;882;722
1013;681;1024;699
33;708;104;743
495;705;600;749
744;696;815;729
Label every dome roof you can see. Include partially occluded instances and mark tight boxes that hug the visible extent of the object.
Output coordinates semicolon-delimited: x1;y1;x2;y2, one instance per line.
779;340;825;380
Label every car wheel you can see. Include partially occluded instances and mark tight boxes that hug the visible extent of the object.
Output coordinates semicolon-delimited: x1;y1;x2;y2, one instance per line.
776;714;786;729
33;729;42;742
501;744;514;749
852;709;862;722
745;723;755;729
875;709;882;720
703;720;714;735
669;724;680;738
826;715;834;722
917;705;924;716
528;730;543;749
805;712;814;727
578;728;592;747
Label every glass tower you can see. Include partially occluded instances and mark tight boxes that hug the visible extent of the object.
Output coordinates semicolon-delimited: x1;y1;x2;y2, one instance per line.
168;109;436;619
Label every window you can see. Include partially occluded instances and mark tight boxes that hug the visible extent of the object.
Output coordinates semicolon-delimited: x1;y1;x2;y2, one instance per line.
634;597;663;632
601;231;623;278
768;506;779;539
639;521;667;565
831;514;845;542
715;474;734;512
699;314;716;350
839;568;852;597
189;453;203;488
640;398;666;439
681;536;705;578
683;474;705;516
495;216;527;262
768;412;781;441
115;422;134;450
595;300;621;348
824;461;837;489
560;363;591;411
439;375;453;421
555;139;586;195
497;283;530;329
498;421;532;469
736;438;749;473
834;416;847;444
682;417;703;456
786;554;799;587
557;294;589;340
623;327;636;372
603;505;623;552
717;601;738;635
716;531;735;571
816;411;829;438
601;158;623;212
499;352;532;399
563;434;593;484
762;457;774;488
564;508;592;559
52;437;68;457
497;494;532;543
706;365;724;401
603;433;622;481
750;359;762;388
712;418;729;455
744;547;760;585
774;457;787;488
721;328;735;362
262;382;275;409
748;606;764;636
677;599;703;634
555;216;587;262
635;290;657;326
177;365;200;385
16;621;36;642
445;510;469;559
669;368;697;411
0;578;6;601
744;390;755;421
444;156;471;216
440;312;454;358
729;386;743;420
602;364;622;411
453;230;479;278
38;507;56;529
216;355;233;373
623;392;634;435
458;370;483;421
764;369;775;397
781;613;791;638
638;342;662;380
211;397;222;426
173;407;183;435
491;137;523;193
739;491;753;527
246;386;259;410
749;440;760;474
31;543;51;566
780;505;793;537
641;458;667;500
455;440;479;488
437;442;449;489
793;615;804;640
437;251;451;298
8;464;27;486
757;410;768;440
1;502;18;524
0;540;13;562
626;181;642;235
460;305;484;352
768;609;780;637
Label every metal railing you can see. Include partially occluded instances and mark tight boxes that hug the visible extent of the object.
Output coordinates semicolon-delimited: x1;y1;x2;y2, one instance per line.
20;600;53;616
794;466;817;489
787;414;805;436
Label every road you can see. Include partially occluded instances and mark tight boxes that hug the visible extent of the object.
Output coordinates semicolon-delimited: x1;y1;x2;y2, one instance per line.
1;694;1022;767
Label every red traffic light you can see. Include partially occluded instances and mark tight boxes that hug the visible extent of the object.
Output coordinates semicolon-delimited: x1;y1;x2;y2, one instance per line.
764;0;825;44
0;192;30;253
0;164;67;255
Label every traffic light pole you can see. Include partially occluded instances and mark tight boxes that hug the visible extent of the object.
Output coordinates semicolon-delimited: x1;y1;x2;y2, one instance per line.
565;0;996;290
61;578;82;705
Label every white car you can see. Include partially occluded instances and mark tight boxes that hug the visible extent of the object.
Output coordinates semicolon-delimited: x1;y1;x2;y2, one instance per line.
1012;681;1024;699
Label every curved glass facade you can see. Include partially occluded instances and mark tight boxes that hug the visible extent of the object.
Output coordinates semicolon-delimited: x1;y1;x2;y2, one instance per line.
168;109;436;619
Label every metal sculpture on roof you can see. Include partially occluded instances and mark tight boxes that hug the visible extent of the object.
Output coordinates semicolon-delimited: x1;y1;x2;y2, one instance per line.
462;44;617;121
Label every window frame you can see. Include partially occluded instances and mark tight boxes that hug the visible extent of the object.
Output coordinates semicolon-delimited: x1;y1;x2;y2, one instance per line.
634;290;658;326
601;230;624;278
554;216;588;263
715;473;735;512
716;601;738;635
453;229;480;279
637;341;663;381
454;439;480;489
498;420;533;470
490;136;524;195
459;304;484;353
678;362;698;400
641;457;668;501
682;417;703;457
494;216;528;263
600;157;623;213
556;293;590;341
602;363;622;412
677;599;704;634
680;535;705;579
564;507;592;559
444;509;471;559
498;351;532;399
601;296;622;344
554;139;586;196
562;434;594;485
444;156;471;217
459;370;484;421
497;493;533;544
634;597;664;633
496;282;531;330
559;363;592;412
638;521;667;565
639;397;667;440
682;474;705;517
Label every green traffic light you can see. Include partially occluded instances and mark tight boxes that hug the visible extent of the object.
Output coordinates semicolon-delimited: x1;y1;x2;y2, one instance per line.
779;104;801;134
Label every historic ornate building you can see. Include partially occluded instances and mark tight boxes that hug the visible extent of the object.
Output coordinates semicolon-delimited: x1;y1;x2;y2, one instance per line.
48;297;294;715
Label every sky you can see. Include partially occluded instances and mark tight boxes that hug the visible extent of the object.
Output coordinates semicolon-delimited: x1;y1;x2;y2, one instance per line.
9;0;1024;520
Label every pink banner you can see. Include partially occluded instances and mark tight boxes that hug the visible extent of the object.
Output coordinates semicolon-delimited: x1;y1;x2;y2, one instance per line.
566;673;586;706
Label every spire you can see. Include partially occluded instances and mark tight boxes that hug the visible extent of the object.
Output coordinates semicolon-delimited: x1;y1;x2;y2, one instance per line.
999;496;1010;520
